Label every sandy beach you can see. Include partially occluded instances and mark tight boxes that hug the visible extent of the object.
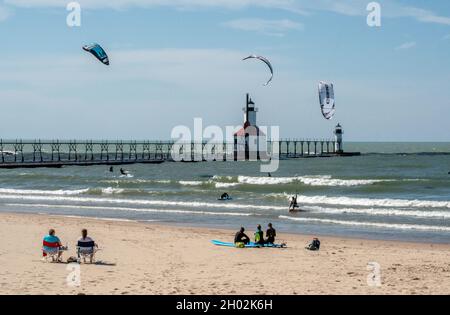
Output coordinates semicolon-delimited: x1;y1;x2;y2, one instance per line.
0;212;449;295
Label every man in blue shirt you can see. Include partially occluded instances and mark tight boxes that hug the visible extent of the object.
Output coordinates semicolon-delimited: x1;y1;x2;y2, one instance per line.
42;229;64;261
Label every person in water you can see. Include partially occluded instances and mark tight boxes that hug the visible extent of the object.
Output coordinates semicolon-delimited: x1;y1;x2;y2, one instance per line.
254;225;264;245
220;192;230;200
120;168;127;175
266;223;276;244
234;227;250;245
289;194;298;211
109;166;114;172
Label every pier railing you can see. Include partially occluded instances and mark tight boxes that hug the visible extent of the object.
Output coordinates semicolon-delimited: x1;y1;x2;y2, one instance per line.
0;139;337;167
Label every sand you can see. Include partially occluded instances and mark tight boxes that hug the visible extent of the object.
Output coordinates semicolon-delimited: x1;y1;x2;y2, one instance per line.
0;212;449;295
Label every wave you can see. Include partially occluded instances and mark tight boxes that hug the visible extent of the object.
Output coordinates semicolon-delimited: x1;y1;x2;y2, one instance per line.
279;216;450;232
306;206;450;219
236;175;393;187
0;194;286;211
9;203;255;217
179;180;204;186
0;188;89;196
100;187;125;195
214;182;240;188
269;194;450;209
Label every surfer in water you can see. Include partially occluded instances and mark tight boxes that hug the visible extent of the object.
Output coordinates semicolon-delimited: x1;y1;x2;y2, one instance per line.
120;168;128;176
234;227;250;245
109;166;114;173
289;194;299;212
220;192;230;200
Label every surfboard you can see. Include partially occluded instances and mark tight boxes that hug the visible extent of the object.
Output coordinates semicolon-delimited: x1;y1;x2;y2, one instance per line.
211;240;286;248
217;197;233;201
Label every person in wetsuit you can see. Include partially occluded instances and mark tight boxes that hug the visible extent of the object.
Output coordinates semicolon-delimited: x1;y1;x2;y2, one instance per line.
120;168;127;175
266;223;276;244
289;194;298;211
109;166;114;172
220;192;230;200
254;225;264;245
234;227;250;245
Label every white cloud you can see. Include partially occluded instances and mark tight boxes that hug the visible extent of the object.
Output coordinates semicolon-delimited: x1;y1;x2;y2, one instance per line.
4;0;450;28
222;18;303;36
395;41;416;50
4;0;308;13
0;5;11;21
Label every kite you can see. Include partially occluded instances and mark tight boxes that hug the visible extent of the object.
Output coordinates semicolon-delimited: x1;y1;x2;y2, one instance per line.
82;43;109;66
318;81;336;120
243;55;273;86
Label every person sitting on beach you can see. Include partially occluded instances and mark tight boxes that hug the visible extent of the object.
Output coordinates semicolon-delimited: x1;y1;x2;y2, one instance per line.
234;227;250;245
77;229;98;263
42;229;64;262
254;225;265;245
266;223;276;244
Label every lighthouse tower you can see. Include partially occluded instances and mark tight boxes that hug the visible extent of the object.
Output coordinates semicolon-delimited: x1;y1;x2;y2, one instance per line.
234;94;266;160
334;123;344;153
244;93;257;126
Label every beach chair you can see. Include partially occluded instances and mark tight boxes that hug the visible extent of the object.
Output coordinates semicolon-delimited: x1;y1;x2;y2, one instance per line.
42;240;63;262
76;239;97;263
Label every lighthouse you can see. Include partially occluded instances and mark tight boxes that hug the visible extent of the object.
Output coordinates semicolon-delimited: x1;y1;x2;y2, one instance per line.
244;93;257;126
234;94;266;160
334;123;343;153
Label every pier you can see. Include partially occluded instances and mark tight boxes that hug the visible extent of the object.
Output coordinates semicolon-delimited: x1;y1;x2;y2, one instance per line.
0;139;358;169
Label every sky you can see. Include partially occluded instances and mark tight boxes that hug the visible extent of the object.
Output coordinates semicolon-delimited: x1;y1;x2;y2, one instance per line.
0;0;449;141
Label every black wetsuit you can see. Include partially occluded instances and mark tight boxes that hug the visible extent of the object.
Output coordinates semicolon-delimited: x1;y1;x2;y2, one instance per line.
255;230;264;245
234;231;250;244
266;227;276;244
220;193;229;200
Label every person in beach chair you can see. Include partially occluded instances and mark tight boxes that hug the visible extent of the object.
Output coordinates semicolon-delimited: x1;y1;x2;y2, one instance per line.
234;227;250;246
265;223;276;244
254;225;265;246
42;229;65;262
77;229;98;263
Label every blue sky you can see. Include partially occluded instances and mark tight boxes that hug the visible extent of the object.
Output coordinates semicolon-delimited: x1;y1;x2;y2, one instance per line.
0;0;449;141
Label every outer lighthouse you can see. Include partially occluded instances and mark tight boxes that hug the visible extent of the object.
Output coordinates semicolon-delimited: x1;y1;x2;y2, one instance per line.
334;123;343;153
234;93;266;160
244;93;257;126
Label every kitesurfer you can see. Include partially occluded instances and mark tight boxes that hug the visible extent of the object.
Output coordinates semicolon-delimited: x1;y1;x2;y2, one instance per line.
289;194;299;211
266;223;276;244
234;227;250;245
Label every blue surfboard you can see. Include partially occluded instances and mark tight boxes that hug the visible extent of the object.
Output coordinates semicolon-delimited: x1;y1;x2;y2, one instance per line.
211;240;286;248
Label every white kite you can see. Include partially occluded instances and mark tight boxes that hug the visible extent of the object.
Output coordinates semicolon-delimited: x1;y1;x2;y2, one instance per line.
243;55;273;86
318;81;336;120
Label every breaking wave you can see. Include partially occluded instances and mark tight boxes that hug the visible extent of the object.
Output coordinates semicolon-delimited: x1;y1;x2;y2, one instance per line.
279;216;450;232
